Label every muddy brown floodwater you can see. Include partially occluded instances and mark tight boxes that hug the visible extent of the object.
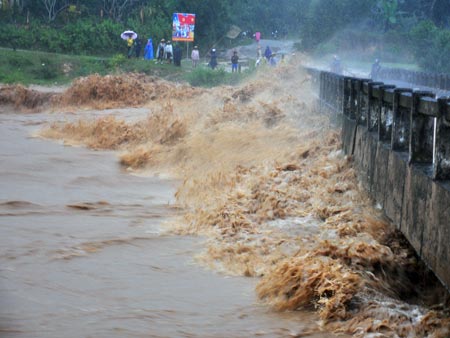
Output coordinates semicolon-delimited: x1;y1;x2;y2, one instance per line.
0;109;335;338
1;59;449;337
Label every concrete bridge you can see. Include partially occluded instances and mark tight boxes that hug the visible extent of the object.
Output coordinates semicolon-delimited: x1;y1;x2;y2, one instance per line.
306;67;450;291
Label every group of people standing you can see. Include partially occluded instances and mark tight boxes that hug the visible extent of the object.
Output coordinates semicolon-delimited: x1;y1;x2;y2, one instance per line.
155;39;182;66
126;36;142;59
125;35;202;68
125;36;183;66
255;45;279;67
126;36;155;60
125;33;288;72
208;44;280;72
207;48;238;72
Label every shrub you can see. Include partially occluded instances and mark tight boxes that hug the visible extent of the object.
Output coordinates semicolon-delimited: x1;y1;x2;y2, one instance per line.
33;57;58;79
109;53;126;69
185;67;230;87
8;54;33;68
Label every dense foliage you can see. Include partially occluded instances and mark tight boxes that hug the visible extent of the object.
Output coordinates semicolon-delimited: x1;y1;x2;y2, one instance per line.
409;20;450;73
0;0;450;72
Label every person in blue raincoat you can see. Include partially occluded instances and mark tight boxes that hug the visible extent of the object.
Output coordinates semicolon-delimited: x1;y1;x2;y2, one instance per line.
264;46;272;62
144;38;154;60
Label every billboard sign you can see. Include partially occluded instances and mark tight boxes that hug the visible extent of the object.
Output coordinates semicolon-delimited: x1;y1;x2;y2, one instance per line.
172;13;195;42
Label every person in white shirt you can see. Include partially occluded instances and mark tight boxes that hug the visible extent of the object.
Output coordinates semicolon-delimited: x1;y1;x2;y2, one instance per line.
156;39;166;64
165;41;173;64
191;46;200;68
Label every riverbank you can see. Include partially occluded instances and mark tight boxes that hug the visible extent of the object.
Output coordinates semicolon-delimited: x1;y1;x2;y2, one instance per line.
0;48;187;86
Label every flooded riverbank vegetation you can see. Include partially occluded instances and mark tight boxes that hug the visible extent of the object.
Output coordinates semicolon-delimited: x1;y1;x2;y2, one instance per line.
26;57;450;337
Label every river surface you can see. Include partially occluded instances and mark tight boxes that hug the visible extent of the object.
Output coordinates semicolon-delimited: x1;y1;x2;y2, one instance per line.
0;109;333;337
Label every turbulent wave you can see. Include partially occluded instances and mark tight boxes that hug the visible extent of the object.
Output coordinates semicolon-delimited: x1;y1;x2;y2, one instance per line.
0;85;57;112
35;57;450;337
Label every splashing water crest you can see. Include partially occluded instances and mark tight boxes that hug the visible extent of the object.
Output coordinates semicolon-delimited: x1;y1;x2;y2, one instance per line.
4;55;449;337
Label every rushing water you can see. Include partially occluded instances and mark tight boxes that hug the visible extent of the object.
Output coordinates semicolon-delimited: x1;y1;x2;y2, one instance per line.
0;110;337;337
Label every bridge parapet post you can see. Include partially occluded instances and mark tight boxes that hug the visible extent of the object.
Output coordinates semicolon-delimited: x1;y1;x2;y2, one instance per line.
336;74;343;114
319;71;345;115
392;88;413;152
360;80;371;126
356;79;370;125
323;72;330;109
343;77;350;117
336;74;342;112
319;71;326;107
409;90;436;165
378;85;396;142
367;82;384;132
323;72;333;112
326;72;332;107
343;77;357;119
434;97;450;180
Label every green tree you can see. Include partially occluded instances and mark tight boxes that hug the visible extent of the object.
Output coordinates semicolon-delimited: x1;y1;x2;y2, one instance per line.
410;20;450;73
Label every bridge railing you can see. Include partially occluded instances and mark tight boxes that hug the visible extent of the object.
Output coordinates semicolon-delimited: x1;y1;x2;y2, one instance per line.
378;67;450;92
305;67;450;181
304;66;450;291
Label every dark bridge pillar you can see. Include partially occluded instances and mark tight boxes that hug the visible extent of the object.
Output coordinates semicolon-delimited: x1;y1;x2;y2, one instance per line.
378;85;396;142
392;88;413;151
409;91;435;165
343;77;358;119
434;97;450;180
356;78;370;125
367;82;384;132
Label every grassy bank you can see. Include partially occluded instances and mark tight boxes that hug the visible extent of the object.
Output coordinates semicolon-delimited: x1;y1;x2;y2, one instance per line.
0;48;184;85
0;48;254;87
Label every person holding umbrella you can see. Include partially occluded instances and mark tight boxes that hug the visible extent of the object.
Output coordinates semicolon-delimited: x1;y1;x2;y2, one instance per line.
121;30;138;58
127;36;134;58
